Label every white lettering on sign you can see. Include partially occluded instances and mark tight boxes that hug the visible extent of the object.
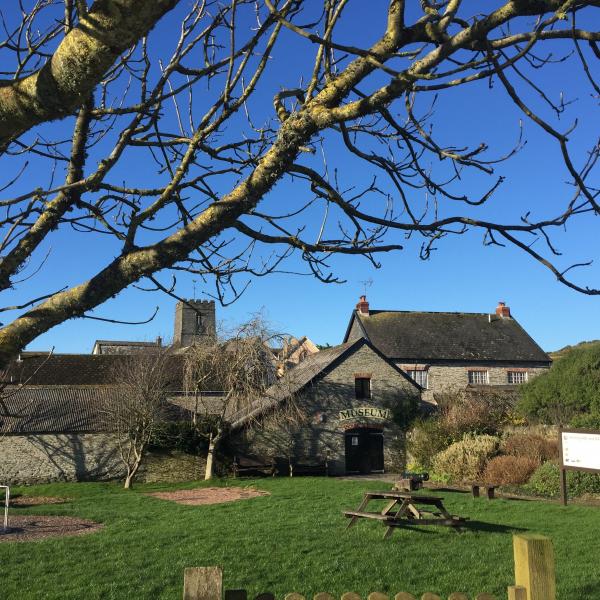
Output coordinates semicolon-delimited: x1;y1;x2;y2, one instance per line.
561;430;600;471
338;407;391;421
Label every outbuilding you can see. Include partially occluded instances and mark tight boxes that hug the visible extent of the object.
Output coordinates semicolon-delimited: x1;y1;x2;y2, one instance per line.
230;337;422;475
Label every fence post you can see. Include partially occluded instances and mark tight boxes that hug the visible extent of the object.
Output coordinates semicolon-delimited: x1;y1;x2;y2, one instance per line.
507;587;527;600
512;534;555;600
183;567;223;600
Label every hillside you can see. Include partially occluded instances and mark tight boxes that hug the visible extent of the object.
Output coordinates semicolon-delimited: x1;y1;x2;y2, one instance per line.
548;340;600;361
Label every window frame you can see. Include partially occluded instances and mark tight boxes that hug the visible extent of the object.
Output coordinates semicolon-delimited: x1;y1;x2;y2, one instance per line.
468;369;489;385
354;376;372;400
408;369;428;389
507;370;528;384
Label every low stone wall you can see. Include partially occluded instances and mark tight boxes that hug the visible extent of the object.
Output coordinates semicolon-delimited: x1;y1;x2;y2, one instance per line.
0;433;206;485
0;433;124;485
137;451;206;483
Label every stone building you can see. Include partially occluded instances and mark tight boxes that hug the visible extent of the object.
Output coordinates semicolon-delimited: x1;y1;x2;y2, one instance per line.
343;296;551;403
229;338;422;475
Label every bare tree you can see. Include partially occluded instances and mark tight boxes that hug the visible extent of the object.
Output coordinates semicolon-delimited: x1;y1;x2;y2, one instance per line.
0;1;599;365
104;350;171;489
184;316;278;479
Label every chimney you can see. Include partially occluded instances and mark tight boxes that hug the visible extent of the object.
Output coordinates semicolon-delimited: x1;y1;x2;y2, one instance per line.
356;295;370;316
495;301;511;319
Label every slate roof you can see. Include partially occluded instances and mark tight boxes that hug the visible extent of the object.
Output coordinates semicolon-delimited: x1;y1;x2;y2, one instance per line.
5;353;186;388
0;385;196;435
231;338;420;428
344;310;550;363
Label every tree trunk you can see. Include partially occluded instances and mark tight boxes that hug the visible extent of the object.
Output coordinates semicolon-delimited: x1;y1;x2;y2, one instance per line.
123;447;144;489
204;430;222;480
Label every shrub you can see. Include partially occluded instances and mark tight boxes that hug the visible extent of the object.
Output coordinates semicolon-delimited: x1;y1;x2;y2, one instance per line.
432;433;500;482
435;388;518;437
501;433;558;464
407;418;452;470
483;455;538;485
518;342;600;426
525;461;600;498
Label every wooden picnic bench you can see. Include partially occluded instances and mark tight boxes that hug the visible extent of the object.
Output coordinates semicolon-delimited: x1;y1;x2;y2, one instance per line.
344;490;467;538
469;482;498;499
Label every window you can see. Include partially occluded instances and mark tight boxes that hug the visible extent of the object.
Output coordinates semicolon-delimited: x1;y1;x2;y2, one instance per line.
468;370;489;384
507;371;528;384
355;377;371;399
408;369;428;389
195;312;203;334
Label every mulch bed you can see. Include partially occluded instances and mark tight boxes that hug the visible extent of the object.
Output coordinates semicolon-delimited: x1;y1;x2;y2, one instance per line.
148;486;270;506
0;515;102;543
9;496;71;507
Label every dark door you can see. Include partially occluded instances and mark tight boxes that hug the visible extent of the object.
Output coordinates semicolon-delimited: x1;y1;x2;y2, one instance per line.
344;429;384;474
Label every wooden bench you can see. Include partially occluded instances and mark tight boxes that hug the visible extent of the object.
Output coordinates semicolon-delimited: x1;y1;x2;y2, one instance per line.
291;462;329;477
469;482;498;499
232;458;277;478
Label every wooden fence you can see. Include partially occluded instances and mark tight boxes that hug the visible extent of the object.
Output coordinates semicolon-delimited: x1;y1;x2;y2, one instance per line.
183;534;555;600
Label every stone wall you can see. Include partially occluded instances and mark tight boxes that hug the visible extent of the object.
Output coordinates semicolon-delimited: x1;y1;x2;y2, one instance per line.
234;343;419;475
0;433;124;485
0;433;205;485
400;362;549;403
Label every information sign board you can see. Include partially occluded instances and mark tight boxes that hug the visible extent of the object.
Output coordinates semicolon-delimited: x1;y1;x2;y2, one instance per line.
558;428;600;506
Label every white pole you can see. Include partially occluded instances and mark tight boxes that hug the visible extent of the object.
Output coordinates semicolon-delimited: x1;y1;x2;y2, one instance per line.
1;485;9;532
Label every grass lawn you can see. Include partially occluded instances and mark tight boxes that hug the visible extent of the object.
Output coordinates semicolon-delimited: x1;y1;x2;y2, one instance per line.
1;478;599;599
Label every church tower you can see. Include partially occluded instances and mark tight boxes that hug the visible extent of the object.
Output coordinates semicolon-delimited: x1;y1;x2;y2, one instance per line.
173;300;216;347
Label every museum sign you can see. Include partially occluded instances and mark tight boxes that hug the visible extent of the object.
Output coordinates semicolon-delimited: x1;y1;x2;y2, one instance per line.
338;407;391;421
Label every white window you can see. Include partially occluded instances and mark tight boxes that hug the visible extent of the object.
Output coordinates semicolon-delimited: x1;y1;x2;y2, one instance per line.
468;370;489;384
507;371;528;384
408;370;428;389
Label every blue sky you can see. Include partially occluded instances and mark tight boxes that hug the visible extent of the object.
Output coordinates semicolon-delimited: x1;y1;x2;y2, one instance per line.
3;1;599;354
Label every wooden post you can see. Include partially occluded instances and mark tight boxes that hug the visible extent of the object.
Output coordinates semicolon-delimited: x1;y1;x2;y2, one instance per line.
559;468;567;506
507;586;527;600
183;567;222;600
512;534;555;600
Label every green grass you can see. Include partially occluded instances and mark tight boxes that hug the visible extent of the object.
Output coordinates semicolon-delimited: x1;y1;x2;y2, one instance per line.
1;478;599;599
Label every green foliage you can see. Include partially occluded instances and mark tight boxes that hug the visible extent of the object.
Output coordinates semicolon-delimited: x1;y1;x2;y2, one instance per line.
408;417;453;470
408;389;516;469
149;421;208;454
518;343;600;425
525;461;600;498
384;391;421;431
432;433;500;482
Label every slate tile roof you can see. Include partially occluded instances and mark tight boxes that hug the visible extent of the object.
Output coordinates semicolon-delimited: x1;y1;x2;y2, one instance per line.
6;353;185;388
346;310;550;363
0;385;196;435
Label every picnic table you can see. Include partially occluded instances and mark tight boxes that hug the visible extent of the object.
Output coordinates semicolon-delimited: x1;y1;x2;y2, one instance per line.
343;490;468;538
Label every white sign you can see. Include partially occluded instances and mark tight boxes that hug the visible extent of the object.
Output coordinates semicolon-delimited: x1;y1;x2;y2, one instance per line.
561;431;600;471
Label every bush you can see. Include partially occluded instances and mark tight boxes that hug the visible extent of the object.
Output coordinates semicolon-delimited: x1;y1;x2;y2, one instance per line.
435;388;518;437
525;461;600;498
483;455;538;485
518;342;600;425
432;433;500;482
408;418;452;470
501;433;557;464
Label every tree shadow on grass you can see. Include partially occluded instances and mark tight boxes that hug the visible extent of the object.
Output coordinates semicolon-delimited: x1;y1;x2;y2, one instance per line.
461;520;528;534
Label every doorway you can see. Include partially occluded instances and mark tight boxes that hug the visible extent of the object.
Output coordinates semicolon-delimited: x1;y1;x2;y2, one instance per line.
344;428;384;474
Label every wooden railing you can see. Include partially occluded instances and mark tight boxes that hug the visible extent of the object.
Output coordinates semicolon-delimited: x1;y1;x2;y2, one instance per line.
183;534;555;600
